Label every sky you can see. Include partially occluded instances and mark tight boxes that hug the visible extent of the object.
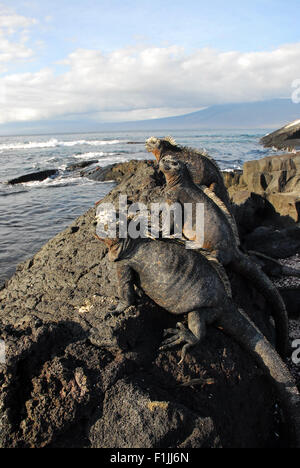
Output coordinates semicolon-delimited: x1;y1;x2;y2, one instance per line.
0;0;300;125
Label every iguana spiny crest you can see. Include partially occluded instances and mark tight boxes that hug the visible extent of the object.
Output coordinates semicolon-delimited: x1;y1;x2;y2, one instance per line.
145;135;215;165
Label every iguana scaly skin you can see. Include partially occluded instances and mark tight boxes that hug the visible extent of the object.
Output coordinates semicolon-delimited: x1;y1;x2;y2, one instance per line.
98;235;300;447
159;155;289;357
145;136;231;210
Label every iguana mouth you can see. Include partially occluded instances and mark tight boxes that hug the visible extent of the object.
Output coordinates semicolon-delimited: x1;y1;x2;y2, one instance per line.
160;156;181;173
162;163;171;171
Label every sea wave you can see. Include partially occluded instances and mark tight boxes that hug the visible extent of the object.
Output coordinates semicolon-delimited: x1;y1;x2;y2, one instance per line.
73;151;115;159
222;166;242;172
22;175;97;188
0;139;121;151
98;157;128;165
0;188;29;197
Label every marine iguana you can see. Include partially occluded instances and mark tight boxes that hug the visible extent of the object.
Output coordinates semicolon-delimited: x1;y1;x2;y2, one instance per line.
145;136;231;210
159;155;290;357
97;235;300;447
195;187;300;279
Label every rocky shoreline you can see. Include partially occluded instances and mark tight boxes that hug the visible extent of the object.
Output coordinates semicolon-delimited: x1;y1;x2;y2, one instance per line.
225;151;300;222
0;151;299;448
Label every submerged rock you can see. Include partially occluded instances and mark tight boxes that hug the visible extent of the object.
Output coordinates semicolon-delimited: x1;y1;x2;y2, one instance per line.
7;170;58;185
67;160;98;171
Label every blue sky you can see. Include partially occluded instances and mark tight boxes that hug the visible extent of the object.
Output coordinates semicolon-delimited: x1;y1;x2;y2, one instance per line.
0;0;299;124
9;0;300;69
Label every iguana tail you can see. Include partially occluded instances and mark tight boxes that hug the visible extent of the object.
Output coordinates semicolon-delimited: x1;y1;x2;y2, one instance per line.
230;250;289;358
217;304;300;448
248;250;300;278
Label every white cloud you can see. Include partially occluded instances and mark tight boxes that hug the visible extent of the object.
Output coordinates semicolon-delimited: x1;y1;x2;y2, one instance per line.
0;42;300;123
0;5;37;31
0;4;37;72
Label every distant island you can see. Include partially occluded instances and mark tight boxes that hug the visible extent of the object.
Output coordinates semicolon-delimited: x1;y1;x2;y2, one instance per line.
0;98;299;136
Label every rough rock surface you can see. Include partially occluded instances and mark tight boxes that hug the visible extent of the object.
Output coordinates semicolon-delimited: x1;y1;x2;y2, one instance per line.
243;226;300;259
225;153;300;222
242;153;300;194
222;170;242;190
83;159;156;184
230;191;280;237
0;159;297;448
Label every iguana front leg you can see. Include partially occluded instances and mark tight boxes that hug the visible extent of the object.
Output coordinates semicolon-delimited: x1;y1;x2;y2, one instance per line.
109;263;136;315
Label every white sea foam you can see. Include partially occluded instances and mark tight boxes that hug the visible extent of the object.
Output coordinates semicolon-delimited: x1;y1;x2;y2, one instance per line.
45;156;57;161
73;151;114;159
223;165;242;172
23;176;95;188
99;157;127;164
61;139;120;147
0;139;121;151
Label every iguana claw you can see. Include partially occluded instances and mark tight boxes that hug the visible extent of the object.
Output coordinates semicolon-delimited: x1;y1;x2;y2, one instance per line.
160;323;198;364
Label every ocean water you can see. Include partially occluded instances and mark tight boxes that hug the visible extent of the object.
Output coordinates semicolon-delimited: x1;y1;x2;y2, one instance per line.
0;129;280;284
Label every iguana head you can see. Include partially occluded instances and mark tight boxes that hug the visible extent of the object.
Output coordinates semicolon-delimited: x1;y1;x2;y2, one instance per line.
145;136;181;162
159;154;191;186
95;214;141;261
95;235;124;261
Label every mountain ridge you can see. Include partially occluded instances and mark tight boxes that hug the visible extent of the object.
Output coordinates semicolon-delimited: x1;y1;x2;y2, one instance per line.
0;99;299;136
